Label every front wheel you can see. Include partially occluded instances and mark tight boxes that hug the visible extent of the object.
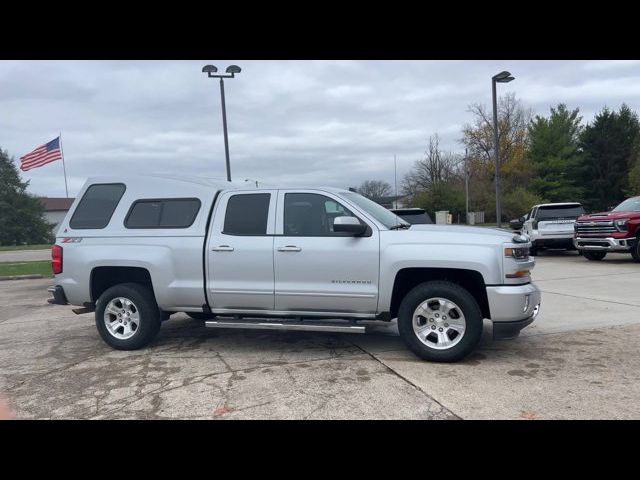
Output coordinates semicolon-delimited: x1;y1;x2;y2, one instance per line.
397;281;483;362
583;251;607;261
95;283;161;350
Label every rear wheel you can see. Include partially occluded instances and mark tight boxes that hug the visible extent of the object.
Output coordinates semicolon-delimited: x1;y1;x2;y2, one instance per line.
397;281;483;363
95;283;161;350
583;251;607;261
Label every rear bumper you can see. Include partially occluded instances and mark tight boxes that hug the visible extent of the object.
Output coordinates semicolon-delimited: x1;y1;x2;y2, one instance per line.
575;236;633;252
533;238;575;248
531;232;575;247
47;285;68;305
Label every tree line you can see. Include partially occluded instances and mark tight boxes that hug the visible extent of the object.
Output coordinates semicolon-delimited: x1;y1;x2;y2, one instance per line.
358;95;640;222
0;148;53;246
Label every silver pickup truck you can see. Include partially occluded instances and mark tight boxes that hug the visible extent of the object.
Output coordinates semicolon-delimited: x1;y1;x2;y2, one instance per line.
48;175;541;362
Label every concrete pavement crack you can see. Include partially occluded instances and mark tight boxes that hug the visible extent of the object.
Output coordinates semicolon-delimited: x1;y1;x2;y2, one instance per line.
534;271;640;283
78;351;368;418
346;338;461;420
540;290;640;308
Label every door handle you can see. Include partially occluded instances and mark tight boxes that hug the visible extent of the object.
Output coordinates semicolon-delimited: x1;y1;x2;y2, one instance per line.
277;245;302;252
212;245;234;252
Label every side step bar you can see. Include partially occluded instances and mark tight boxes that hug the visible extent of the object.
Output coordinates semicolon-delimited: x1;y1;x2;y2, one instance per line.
205;319;366;334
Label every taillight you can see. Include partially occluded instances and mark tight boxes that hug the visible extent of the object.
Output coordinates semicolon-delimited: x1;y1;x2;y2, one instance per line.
52;245;63;275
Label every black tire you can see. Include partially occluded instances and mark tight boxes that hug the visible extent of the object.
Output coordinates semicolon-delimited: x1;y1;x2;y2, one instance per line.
186;312;216;321
583;251;607;261
95;283;161;350
397;281;483;363
529;246;538;256
631;238;640;263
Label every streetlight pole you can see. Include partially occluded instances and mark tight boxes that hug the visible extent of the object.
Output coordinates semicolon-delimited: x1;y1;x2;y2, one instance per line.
491;70;515;228
202;64;242;182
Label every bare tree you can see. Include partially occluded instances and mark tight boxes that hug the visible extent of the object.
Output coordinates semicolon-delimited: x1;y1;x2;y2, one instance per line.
357;180;393;201
460;92;533;200
402;134;464;197
461;93;531;174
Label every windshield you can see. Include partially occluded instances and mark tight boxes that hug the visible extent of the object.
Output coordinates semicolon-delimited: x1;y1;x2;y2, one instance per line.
613;197;640;212
341;192;409;229
537;205;584;220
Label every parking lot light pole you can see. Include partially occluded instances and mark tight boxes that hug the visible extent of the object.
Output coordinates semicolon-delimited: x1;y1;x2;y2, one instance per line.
492;70;515;228
202;64;242;182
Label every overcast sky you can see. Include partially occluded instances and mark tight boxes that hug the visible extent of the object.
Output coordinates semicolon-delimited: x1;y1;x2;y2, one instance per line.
3;60;640;198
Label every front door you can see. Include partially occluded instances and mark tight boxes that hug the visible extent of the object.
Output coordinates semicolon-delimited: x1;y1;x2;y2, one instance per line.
273;190;379;315
206;190;276;311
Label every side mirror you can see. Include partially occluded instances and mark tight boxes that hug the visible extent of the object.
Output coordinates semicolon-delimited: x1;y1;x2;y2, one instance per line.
509;218;524;230
333;216;367;236
520;216;526;222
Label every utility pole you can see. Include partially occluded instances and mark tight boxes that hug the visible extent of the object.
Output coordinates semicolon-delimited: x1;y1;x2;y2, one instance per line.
465;148;469;224
394;154;398;209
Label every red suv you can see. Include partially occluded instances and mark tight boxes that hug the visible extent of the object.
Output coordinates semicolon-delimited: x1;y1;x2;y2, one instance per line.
574;196;640;262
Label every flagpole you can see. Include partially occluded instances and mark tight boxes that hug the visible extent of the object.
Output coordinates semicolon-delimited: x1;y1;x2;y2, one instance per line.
59;132;69;198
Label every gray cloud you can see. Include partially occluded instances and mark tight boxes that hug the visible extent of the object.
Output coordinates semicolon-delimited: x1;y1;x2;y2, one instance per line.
2;60;640;198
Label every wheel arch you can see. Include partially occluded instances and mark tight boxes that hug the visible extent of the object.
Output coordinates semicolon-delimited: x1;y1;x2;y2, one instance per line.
389;267;490;320
90;266;155;304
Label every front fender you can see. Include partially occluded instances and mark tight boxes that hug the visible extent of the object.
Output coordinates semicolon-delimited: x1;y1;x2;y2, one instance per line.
378;242;501;312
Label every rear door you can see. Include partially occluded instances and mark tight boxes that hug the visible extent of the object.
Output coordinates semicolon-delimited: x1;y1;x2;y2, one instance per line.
206;190;277;311
273;190;379;315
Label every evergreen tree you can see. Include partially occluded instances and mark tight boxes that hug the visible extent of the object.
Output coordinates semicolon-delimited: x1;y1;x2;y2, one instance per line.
0;148;54;246
528;104;584;202
578;104;640;211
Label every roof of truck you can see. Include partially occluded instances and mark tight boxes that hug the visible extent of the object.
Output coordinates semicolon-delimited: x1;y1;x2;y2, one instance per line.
533;202;583;208
83;175;354;194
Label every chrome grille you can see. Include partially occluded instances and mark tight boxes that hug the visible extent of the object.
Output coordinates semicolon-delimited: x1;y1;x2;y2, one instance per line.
576;221;616;235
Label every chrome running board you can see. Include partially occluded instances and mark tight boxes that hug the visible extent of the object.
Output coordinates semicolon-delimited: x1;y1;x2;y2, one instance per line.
205;318;365;334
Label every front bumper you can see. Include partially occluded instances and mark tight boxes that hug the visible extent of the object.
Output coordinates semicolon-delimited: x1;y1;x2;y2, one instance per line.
486;283;541;338
493;316;536;340
47;285;68;305
575;236;633;252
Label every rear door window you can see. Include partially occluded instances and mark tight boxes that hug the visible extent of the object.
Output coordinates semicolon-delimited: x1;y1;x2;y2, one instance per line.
69;183;126;229
223;193;271;235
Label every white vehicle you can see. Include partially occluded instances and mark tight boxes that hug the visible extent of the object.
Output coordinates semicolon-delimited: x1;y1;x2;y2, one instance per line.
520;203;585;255
48;175;541;362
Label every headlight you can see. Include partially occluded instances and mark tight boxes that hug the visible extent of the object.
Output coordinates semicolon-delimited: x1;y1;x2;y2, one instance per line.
505;247;530;259
615;219;629;232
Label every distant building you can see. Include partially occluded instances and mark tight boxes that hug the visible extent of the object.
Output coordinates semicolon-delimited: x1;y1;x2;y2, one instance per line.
39;197;74;235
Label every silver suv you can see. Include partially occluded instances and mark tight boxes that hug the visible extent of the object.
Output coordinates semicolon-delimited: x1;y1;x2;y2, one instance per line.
520;202;584;255
48;175;541;362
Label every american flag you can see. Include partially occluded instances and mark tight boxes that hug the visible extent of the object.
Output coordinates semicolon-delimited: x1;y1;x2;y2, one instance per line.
20;137;63;172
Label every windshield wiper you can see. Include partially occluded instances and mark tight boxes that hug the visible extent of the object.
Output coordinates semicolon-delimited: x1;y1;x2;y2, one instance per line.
389;224;411;230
